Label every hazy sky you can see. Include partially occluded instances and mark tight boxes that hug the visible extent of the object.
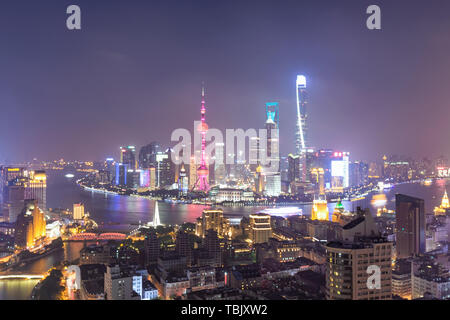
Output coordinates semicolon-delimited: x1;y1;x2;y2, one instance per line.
1;0;450;163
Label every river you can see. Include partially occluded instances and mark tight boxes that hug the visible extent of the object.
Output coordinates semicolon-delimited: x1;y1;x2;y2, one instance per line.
1;169;448;299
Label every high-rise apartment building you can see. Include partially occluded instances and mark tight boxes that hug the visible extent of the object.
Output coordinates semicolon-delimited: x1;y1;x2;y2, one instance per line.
144;230;160;265
104;265;139;300
325;208;392;300
204;229;222;267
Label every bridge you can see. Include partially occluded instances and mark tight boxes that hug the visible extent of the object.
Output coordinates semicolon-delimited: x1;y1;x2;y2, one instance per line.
67;232;127;241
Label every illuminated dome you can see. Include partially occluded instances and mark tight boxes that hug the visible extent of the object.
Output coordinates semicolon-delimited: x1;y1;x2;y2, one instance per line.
197;122;209;132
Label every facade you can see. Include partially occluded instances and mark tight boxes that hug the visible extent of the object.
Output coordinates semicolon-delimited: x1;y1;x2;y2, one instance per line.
139;142;161;169
395;194;425;259
24;170;47;212
392;259;412;299
249;213;272;244
295;75;308;154
80;244;113;265
3;182;25;223
197;209;224;238
213;188;254;203
187;267;217;292
104;265;139;300
114;163;129;186
325;239;393;300
178;164;189;195
14;200;46;249
204;229;222;267
263;105;281;197
120;146;137;170
325;208;393;300
156;150;176;188
411;258;450;300
73;203;85;220
144;229;160;265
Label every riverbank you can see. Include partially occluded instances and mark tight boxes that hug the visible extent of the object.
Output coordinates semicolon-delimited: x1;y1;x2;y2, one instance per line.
0;238;64;273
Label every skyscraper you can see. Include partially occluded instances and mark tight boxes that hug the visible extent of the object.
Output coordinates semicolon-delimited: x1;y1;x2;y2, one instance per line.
204;229;222;267
189;155;198;191
178;164;188;195
4;180;25;223
144;229;160;265
176;230;193;267
295;75;308;154
156;149;176;188
139;142;161;169
325;208;393;300
14;200;46;249
396;194;425;259
24;171;47;213
120;146;137;169
195;85;210;192
263;103;281;197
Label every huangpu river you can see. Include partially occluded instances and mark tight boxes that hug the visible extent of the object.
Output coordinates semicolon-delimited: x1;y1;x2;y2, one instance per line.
1;169;448;299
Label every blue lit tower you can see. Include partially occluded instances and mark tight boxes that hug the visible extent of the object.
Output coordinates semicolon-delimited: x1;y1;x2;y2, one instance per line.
264;102;281;196
265;102;279;128
295;75;308;154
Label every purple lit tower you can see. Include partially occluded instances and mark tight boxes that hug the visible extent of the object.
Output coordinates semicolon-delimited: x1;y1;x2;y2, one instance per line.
194;85;210;192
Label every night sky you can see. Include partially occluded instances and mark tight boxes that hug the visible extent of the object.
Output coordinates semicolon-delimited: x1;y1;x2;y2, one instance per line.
1;0;449;163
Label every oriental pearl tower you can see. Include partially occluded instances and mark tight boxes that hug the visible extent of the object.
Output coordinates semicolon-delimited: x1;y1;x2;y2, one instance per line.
194;85;210;192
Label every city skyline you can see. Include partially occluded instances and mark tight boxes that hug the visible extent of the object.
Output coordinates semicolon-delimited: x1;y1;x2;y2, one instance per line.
1;1;450;163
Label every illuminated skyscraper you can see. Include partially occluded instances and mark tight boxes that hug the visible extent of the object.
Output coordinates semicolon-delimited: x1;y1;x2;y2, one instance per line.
178;164;188;195
139;142;161;169
194;85;210;192
25;170;47;212
295;75;308;154
14;200;46;249
120;146;137;169
189;155;198;190
263;103;281;197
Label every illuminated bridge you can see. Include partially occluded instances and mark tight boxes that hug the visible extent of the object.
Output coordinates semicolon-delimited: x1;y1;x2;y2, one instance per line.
67;232;127;241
